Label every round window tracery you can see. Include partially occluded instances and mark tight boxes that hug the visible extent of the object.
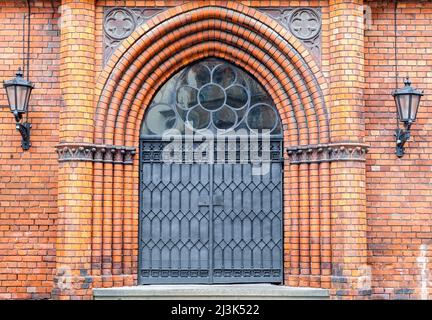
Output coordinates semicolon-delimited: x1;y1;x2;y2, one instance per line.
141;58;281;136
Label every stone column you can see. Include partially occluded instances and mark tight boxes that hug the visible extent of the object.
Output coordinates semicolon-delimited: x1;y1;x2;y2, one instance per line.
329;0;369;299
55;0;95;299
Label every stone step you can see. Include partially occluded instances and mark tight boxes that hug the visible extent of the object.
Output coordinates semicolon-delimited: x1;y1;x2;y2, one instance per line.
93;284;329;300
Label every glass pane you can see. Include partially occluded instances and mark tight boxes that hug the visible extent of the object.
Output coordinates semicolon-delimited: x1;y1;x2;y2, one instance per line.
142;104;176;135
410;95;420;121
213;106;237;130
226;85;248;109
398;95;410;121
187;105;210;130
186;64;210;88
199;84;225;111
247;104;278;132
213;64;236;88
16;85;28;112
25;86;32;112
6;86;16;111
141;58;281;136
177;86;197;109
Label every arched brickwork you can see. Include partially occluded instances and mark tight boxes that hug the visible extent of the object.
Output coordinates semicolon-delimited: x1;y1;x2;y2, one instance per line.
89;2;334;289
94;3;330;147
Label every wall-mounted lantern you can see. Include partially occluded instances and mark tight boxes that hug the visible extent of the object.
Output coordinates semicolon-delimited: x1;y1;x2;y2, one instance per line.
3;68;34;150
2;1;33;150
392;78;423;157
392;1;423;158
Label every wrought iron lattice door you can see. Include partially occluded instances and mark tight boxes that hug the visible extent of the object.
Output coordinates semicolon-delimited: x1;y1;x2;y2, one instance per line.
139;59;283;284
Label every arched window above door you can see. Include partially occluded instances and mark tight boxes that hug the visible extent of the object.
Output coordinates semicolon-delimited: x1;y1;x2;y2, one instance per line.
140;58;282;137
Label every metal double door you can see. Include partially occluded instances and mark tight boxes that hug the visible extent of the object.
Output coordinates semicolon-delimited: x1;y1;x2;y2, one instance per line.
139;140;283;284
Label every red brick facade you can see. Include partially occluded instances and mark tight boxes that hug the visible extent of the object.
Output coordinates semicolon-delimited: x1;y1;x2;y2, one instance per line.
0;0;431;300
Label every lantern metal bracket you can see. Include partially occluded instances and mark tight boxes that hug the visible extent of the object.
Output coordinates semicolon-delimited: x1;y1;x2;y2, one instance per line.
16;121;31;151
395;123;411;158
12;110;22;123
11;110;31;150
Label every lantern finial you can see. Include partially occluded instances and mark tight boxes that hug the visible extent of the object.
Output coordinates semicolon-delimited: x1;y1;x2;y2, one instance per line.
16;67;23;76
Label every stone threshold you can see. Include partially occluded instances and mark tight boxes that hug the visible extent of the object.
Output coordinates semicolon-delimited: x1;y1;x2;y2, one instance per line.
93;284;329;300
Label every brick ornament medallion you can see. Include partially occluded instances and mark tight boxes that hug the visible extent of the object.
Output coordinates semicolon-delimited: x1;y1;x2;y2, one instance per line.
104;8;135;40
289;8;321;40
256;7;322;64
103;7;167;64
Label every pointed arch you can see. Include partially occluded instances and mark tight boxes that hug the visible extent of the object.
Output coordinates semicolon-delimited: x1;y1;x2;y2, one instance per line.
93;2;330;149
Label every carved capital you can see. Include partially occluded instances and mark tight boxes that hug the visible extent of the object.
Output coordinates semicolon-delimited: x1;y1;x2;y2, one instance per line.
56;143;136;165
287;143;369;164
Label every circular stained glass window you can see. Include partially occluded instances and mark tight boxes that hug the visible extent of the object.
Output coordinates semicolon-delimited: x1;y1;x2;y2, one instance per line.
141;58;281;136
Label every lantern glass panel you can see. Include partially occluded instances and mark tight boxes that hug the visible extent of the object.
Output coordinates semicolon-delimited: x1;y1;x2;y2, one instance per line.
410;95;420;122
16;85;29;113
6;86;16;112
397;94;410;122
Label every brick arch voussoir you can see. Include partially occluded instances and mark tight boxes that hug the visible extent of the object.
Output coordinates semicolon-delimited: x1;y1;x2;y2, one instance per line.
109;28;312;146
111;29;309;148
124;45;299;149
95;3;329;146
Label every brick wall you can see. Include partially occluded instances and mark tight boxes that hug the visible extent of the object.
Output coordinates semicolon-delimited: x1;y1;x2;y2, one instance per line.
0;0;60;299
364;0;432;300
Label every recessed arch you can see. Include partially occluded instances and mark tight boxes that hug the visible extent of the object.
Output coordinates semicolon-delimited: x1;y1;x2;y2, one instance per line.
89;1;334;289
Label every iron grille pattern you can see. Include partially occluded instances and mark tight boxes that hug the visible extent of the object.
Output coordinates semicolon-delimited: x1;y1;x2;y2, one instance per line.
139;140;283;284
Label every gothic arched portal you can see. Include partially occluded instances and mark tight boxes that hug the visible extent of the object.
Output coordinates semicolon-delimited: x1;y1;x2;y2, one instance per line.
138;59;283;284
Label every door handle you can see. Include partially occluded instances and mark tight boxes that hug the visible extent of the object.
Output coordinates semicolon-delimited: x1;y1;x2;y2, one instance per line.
213;194;223;206
198;195;210;207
